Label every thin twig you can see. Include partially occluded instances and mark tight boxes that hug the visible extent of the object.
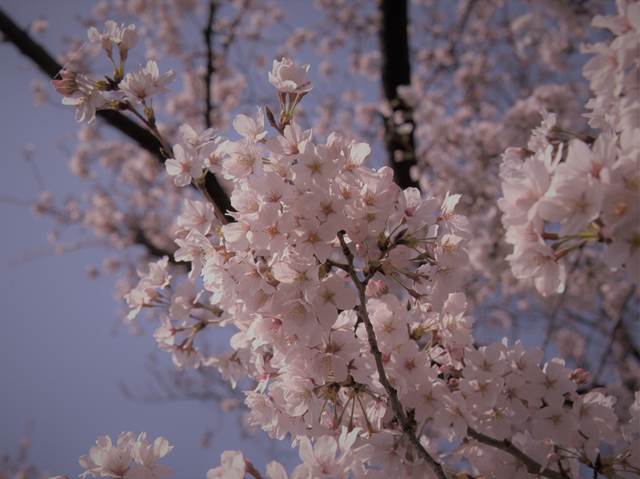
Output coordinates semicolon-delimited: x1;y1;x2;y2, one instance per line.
467;428;569;479
541;251;584;353
591;286;636;385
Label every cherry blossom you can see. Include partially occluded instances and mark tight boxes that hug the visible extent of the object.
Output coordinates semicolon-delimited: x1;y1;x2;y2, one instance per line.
119;61;175;103
53;71;106;123
87;20;138;61
499;3;640;294
268;58;312;94
78;432;172;479
31;2;640;479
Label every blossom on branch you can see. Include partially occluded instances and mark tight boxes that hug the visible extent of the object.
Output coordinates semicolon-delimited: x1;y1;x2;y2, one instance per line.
119;61;175;103
78;432;172;479
42;5;640;478
268;58;313;94
88;20;138;62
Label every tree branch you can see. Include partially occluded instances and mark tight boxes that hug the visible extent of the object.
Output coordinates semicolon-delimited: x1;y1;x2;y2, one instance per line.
592;286;637;385
132;228;176;263
203;0;217;129
467;428;569;479
378;0;419;189
0;6;234;222
334;229;579;479
336;231;448;479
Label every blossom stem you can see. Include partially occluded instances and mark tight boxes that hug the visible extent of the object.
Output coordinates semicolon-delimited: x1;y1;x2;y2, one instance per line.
245;460;264;479
467;428;570;479
126;102;173;158
336;231;448;479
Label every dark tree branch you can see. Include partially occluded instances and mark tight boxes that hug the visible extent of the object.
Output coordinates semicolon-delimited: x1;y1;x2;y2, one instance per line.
0;7;234;223
132;229;176;263
378;0;419;189
203;0;217;129
619;319;640;362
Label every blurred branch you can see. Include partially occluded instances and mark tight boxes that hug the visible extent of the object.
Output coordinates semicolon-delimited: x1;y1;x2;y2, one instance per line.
468;428;569;479
202;0;249;128
592;286;638;386
133;228;177;264
619;319;640;362
0;422;46;479
423;0;479;85
378;0;419;189
541;250;584;353
0;7;234;223
120;357;239;405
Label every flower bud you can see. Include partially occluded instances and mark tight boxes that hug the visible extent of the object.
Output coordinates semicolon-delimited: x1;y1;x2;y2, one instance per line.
51;69;78;96
570;368;591;385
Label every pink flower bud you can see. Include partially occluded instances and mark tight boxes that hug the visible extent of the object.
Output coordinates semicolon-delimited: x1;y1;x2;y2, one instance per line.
570;368;591;385
51;69;78;96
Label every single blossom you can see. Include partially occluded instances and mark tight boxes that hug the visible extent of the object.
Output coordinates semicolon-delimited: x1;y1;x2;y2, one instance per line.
268;58;313;93
53;71;106;123
88;20;138;60
119;61;175;102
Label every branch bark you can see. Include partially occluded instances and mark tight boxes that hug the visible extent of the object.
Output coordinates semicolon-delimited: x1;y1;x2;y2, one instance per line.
0;7;233;223
378;0;419;189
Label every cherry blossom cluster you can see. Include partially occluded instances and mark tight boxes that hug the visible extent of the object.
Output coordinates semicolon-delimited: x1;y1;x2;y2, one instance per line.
72;432;173;479
123;53;471;378
498;1;640;296
361;0;625;352
43;6;640;479
28;0;636;384
102;56;639;478
52;20;175;123
207;369;640;479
